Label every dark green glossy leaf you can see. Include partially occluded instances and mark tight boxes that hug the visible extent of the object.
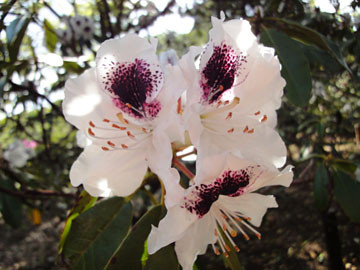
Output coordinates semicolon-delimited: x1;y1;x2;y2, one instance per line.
6;16;30;62
275;19;351;74
58;190;97;254
0;76;6;97
144;243;179;270
43;19;58;53
313;163;329;211
63;197;132;270
333;171;360;223
105;205;164;270
0;179;23;228
261;28;312;107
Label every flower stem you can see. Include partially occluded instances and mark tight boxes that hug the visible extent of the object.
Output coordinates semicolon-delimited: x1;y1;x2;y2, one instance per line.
173;158;195;180
160;179;165;205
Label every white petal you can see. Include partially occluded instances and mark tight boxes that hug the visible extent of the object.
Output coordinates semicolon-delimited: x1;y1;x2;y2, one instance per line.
174;214;216;270
248;165;294;192
198;118;287;168
70;144;148;197
194;152;228;185
218;193;278;227
234;46;285;113
95;34;163;102
63;68;119;133
147;206;198;254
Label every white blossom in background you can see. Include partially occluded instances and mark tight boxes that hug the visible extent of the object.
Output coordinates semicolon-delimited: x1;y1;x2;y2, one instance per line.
4;139;37;168
56;27;72;45
63;34;185;200
148;153;293;270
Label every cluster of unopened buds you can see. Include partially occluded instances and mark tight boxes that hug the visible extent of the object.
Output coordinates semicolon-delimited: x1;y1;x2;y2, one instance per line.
56;15;94;45
63;13;293;270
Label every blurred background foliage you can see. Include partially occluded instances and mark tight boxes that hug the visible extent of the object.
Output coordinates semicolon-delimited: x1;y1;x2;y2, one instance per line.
0;0;359;269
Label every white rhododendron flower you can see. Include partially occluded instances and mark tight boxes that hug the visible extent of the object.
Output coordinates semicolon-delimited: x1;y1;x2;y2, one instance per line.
148;153;293;270
4;139;37;168
63;34;185;198
180;13;287;169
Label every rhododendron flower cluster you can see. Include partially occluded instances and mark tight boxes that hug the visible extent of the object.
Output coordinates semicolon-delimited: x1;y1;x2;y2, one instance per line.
63;13;293;270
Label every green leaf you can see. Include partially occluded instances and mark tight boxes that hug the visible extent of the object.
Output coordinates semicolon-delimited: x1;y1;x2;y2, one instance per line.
218;226;244;270
6;16;31;62
105;205;164;270
43;19;58;53
0;179;23;228
331;159;357;175
0;76;6;97
63;197;132;270
58;190;97;254
144;243;179;270
313;164;330;211
333;171;360;223
63;61;85;74
275;19;352;74
260;28;312;107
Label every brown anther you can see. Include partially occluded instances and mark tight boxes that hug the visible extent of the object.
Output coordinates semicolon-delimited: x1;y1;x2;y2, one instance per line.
219;85;224;91
224;252;229;258
222;224;227;231
225;244;231;252
112;124;126;130
127;131;135;138
88;128;95;136
227;128;234;133
224;100;230;105
231;230;237;237
256;233;262;240
121;144;128;149
261;115;268;122
243;126;249;133
177;97;183;115
254;111;261;115
215;248;220;256
89;121;95;128
107;141;115;147
125;103;132;108
235;217;243;222
101;146;110;151
217;100;223;108
103;118;110;123
235;246;240;252
226;112;232;120
244;217;251;221
142;128;148;133
247;128;254;134
214;229;218;237
243;233;250;241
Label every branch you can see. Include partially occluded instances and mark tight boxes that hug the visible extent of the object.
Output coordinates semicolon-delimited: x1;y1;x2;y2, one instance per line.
0;185;76;199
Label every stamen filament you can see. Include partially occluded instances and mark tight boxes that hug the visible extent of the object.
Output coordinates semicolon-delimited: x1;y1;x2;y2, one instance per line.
201;97;240;119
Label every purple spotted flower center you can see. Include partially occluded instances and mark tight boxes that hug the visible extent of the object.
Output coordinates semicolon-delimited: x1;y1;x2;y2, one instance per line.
182;169;251;218
102;58;162;119
200;42;247;104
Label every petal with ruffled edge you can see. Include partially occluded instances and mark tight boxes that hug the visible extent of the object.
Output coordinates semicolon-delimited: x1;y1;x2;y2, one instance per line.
217;193;278;227
69;144;148;197
147;205;198;255
174;213;216;270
